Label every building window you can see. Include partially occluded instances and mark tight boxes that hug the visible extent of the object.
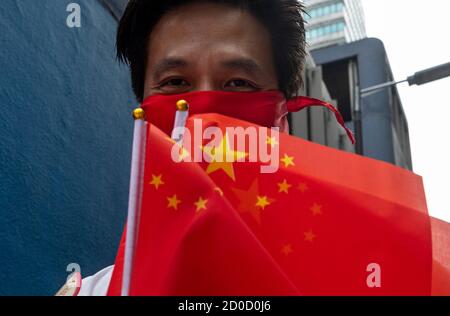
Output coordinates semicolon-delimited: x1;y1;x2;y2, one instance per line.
306;21;346;40
305;1;345;21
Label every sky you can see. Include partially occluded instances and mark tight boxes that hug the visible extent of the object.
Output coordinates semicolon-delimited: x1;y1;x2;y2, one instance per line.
360;0;450;222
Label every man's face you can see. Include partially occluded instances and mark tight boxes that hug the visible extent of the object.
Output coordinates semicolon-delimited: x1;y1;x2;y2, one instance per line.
143;2;279;99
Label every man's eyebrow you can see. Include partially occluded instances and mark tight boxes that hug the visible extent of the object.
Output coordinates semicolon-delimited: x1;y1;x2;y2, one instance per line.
221;58;263;76
152;57;189;81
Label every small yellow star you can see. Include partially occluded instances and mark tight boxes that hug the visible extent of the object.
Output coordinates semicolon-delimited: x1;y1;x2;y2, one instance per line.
149;174;164;189
167;194;181;210
281;154;295;168
194;197;208;213
304;230;316;243
310;203;322;215
277;179;292;194
281;244;293;256
266;136;279;148
298;182;308;193
256;196;271;210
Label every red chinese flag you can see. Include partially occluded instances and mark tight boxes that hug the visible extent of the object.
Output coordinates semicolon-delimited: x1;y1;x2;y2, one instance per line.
431;217;450;295
107;113;448;296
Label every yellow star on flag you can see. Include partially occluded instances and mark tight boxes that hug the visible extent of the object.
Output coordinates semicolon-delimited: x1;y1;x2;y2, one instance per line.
281;154;295;168
266;136;279;148
194;197;208;213
203;133;248;181
149;174;164;189
298;182;308;193
231;179;264;224
304;230;316;242
167;194;181;210
277;179;292;194
256;195;271;210
310;203;323;215
281;244;293;256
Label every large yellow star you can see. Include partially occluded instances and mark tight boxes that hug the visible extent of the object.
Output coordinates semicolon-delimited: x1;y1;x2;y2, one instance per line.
194;197;208;213
231;179;263;224
149;174;164;189
281;154;295;168
277;179;292;194
203;133;248;181
256;195;271;210
167;194;181;210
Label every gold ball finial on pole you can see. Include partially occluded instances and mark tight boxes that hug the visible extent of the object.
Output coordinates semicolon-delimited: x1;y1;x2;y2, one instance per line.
176;100;189;112
132;108;146;120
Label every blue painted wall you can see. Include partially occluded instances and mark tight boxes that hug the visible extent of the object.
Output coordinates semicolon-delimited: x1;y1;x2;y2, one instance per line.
0;0;135;295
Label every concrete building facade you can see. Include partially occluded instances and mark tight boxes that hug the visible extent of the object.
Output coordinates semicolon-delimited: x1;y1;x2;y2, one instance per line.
310;38;413;170
290;55;355;153
303;0;367;50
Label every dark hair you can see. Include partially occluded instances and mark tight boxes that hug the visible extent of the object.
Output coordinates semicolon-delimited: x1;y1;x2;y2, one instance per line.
117;0;307;102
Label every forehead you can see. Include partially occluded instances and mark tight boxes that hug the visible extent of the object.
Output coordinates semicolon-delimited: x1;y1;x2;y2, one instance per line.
147;2;273;65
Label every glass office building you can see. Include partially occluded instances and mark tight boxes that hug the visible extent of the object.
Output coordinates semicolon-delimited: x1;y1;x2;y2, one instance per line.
303;0;367;50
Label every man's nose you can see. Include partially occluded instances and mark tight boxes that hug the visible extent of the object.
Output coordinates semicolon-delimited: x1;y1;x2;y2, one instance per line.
196;77;217;91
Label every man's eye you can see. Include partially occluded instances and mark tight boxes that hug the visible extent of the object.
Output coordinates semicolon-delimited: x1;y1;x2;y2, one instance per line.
156;78;191;93
225;79;259;91
227;79;252;88
161;78;190;87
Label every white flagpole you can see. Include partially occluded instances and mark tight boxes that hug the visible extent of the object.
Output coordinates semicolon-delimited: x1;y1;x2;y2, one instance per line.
121;108;147;296
171;100;189;144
